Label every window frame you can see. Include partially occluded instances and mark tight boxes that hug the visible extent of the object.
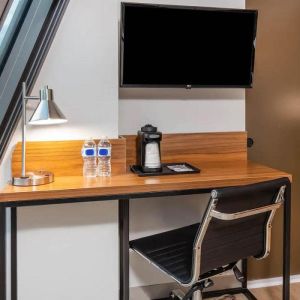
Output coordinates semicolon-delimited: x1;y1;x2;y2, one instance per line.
0;0;11;24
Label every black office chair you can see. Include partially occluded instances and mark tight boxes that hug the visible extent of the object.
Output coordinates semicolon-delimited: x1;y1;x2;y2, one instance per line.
130;178;289;300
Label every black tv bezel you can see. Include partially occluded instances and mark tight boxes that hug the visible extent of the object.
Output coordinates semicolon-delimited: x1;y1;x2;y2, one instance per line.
120;2;258;89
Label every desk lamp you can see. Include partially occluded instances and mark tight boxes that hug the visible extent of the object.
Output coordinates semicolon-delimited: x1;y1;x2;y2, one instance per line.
12;82;67;186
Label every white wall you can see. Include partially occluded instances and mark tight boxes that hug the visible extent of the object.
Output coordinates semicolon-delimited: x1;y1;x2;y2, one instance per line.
18;202;118;300
0;0;245;299
119;0;245;134
119;0;245;289
1;1;120;299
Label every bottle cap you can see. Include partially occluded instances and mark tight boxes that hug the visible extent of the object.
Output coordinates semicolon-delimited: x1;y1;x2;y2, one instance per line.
100;135;109;141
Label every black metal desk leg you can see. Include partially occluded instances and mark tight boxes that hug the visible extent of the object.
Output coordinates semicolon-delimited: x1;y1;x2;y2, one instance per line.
283;182;291;300
242;258;258;300
119;199;129;300
242;258;248;289
0;208;6;300
11;208;17;300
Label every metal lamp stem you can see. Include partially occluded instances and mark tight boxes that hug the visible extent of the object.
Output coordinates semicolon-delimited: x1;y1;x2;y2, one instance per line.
21;82;27;178
20;82;42;178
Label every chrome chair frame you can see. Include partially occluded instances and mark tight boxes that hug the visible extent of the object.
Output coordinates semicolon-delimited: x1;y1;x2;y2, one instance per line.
131;184;286;300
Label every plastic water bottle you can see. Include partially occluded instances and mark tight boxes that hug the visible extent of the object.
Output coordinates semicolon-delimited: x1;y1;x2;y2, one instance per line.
98;137;112;176
81;138;97;177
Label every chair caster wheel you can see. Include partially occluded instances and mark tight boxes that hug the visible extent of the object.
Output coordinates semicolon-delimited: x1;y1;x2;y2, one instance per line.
170;289;185;300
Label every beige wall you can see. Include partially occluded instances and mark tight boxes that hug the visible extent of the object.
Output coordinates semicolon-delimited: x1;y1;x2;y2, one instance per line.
246;0;300;279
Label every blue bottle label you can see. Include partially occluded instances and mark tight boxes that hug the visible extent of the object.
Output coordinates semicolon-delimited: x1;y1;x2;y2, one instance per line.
98;147;111;157
81;148;96;157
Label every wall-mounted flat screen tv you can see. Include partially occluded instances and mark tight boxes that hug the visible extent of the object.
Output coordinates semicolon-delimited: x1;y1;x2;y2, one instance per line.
120;3;258;88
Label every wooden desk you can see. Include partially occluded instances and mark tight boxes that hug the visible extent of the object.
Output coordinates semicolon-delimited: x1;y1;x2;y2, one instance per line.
0;132;292;300
0;159;291;205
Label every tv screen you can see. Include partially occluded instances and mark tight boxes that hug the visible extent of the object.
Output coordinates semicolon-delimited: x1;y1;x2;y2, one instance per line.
120;3;258;88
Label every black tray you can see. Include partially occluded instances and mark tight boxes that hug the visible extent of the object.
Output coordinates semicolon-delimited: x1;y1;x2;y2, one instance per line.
130;163;200;177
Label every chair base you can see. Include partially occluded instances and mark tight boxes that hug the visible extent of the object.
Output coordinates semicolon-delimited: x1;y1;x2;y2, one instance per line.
155;287;257;300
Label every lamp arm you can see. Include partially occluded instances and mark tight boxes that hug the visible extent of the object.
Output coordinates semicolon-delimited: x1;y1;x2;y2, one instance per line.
24;96;40;100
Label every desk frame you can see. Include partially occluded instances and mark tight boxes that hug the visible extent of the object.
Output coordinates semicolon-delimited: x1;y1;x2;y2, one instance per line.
0;183;291;300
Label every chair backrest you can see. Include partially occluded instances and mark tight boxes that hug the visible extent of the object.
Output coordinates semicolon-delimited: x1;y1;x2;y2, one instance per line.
190;178;289;284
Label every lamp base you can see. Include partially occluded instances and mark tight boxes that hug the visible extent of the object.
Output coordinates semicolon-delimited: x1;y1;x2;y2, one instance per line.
12;171;54;186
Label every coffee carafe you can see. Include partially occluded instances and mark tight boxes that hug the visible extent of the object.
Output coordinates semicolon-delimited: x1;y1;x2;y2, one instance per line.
137;124;162;173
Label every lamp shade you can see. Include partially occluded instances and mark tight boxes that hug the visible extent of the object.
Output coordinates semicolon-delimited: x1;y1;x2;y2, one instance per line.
29;86;67;125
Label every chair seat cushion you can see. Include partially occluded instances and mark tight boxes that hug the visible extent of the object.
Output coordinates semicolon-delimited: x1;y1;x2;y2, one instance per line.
130;223;199;284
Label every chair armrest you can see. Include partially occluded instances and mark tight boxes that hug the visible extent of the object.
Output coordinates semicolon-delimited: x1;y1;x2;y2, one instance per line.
211;202;282;221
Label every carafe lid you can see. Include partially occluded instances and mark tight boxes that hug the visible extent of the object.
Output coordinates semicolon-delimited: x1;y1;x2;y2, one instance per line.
141;124;157;133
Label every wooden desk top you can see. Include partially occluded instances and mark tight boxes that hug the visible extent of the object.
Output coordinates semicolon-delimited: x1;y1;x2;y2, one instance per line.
0;159;291;204
0;132;291;205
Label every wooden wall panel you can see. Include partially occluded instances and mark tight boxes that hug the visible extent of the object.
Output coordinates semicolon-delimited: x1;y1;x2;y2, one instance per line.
11;132;247;177
12;138;126;176
246;0;300;280
125;132;247;166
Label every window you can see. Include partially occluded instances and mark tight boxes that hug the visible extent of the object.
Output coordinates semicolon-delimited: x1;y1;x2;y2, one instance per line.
0;0;30;74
